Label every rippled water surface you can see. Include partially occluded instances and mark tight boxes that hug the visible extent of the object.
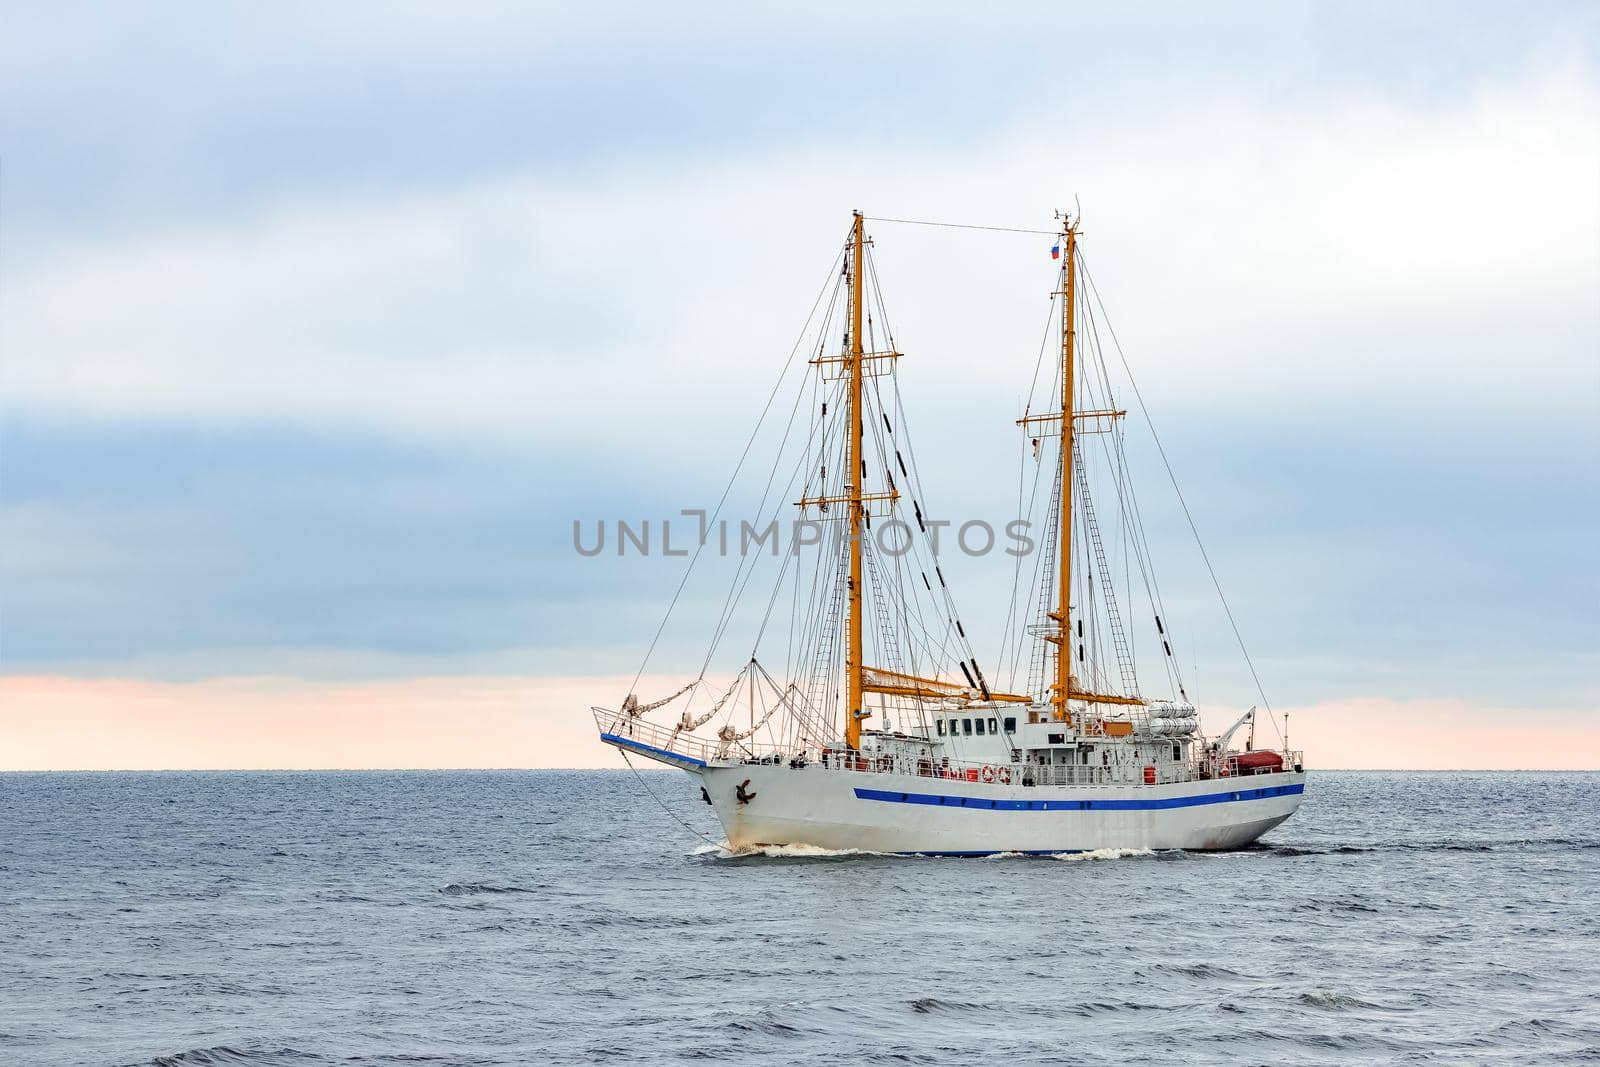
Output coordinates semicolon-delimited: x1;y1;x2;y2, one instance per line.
3;770;1597;1065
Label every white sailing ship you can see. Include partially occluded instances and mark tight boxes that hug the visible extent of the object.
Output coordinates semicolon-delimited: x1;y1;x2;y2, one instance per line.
596;211;1304;855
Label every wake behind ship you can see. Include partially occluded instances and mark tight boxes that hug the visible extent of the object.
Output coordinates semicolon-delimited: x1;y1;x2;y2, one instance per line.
597;211;1304;855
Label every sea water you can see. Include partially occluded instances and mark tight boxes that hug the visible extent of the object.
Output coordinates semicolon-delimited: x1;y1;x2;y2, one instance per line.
2;770;1596;1064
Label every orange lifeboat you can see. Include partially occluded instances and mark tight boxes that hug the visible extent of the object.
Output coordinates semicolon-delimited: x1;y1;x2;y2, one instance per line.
1233;751;1284;775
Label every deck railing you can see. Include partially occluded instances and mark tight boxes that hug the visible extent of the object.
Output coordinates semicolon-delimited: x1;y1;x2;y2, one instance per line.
596;707;1302;787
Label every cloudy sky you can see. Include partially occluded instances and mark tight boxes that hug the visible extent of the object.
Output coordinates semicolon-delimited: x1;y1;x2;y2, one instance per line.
3;2;1596;769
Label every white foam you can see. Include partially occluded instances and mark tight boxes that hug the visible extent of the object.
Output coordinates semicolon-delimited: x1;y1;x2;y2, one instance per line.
741;842;888;858
1052;847;1157;862
692;843;1158;860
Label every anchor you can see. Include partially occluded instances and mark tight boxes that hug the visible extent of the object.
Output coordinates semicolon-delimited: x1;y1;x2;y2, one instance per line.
735;779;757;805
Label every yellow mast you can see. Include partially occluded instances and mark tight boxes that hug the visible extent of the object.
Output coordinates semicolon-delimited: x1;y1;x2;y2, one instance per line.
1018;218;1134;713
845;211;867;750
1052;218;1079;723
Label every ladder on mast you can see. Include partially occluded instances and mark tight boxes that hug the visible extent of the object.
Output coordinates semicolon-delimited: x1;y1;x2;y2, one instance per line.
1075;458;1139;697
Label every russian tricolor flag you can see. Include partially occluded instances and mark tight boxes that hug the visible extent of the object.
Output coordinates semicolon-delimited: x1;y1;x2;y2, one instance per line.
1050;244;1061;260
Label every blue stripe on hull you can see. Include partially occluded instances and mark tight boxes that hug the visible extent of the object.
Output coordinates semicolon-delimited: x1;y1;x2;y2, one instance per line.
854;781;1303;811
599;733;708;768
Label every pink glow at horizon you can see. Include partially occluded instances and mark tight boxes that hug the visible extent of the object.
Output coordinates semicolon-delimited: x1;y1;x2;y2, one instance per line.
1;675;1596;772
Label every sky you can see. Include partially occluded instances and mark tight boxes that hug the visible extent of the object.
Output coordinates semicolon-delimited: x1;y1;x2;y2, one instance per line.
2;2;1597;770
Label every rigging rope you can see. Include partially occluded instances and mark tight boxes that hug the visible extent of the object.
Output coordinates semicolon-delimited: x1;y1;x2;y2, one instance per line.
1078;276;1183;698
627;237;848;698
617;749;723;849
1079;252;1284;745
999;276;1063;692
866;215;1061;236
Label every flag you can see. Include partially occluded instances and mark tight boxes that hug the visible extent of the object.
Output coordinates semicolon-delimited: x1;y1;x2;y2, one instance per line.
1050;244;1061;260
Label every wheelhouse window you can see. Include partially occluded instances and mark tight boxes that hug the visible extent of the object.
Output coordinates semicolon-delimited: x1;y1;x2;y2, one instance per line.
975;718;986;736
988;717;998;734
936;719;946;736
1003;716;1017;733
962;718;973;736
1048;732;1065;745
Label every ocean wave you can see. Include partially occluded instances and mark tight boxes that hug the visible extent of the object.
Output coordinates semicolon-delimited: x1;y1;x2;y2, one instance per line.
437;882;531;896
146;1047;317;1066
1264;837;1599;857
1296;991;1392;1011
1163;962;1247;980
726;1015;810;1037
909;997;992;1015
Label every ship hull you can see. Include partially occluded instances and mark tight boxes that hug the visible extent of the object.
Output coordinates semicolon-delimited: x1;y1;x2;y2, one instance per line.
696;763;1304;855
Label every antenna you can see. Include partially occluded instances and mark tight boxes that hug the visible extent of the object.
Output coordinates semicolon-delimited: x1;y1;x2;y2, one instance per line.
1054;197;1084;227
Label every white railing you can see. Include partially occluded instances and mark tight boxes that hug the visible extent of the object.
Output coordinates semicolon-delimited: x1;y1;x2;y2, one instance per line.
594;707;792;765
596;707;1301;787
1205;750;1305;779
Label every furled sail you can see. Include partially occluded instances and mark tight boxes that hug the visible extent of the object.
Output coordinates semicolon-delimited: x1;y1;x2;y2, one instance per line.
674;673;744;736
713;682;800;755
619;681;696;723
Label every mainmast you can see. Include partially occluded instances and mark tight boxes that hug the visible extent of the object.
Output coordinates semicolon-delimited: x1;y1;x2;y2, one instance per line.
1052;218;1079;723
1015;217;1139;716
845;211;867;749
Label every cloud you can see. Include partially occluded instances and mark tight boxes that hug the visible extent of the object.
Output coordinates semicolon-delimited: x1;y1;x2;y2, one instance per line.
9;64;1597;693
8;3;1585;242
4;69;1594;447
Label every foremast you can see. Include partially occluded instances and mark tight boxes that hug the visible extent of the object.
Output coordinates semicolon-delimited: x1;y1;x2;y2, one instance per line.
799;212;1027;751
794;213;888;751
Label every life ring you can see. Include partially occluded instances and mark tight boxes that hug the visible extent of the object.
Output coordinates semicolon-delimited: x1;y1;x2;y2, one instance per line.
996;766;1012;785
981;765;996;783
